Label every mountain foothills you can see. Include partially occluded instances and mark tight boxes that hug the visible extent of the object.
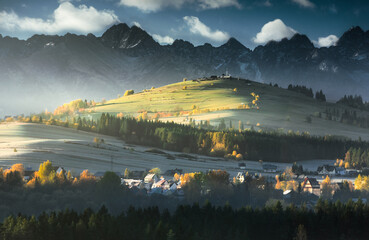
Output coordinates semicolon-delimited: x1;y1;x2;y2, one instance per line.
1;24;369;116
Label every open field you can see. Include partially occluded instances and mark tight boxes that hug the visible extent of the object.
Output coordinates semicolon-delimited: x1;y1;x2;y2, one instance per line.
80;79;369;141
0;123;336;178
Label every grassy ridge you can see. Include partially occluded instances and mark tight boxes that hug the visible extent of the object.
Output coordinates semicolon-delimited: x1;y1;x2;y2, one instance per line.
75;78;369;141
94;79;252;113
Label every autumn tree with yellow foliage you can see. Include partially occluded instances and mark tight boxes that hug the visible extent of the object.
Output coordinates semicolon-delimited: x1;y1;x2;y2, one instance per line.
321;175;334;199
354;174;369;191
36;160;56;185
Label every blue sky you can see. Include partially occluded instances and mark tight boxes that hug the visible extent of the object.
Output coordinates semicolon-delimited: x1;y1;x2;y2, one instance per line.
0;0;368;49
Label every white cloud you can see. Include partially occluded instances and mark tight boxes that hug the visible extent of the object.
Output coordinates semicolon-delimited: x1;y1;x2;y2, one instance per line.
132;21;142;28
198;0;241;9
118;0;241;12
253;19;297;44
315;35;338;47
183;16;229;42
0;2;119;34
152;34;174;45
291;0;315;8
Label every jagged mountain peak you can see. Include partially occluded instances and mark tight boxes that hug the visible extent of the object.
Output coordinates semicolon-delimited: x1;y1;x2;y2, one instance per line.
100;23;158;50
337;26;367;47
220;37;249;52
262;33;314;50
171;39;194;49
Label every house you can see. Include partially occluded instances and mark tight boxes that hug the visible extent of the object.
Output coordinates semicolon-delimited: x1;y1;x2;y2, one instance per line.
122;179;143;188
346;169;359;176
144;173;158;183
302;177;320;196
23;170;35;182
152;179;168;189
169;183;178;191
283;189;292;198
317;165;337;175
56;167;65;175
235;172;247;183
238;163;246;170
336;167;346;175
262;164;277;173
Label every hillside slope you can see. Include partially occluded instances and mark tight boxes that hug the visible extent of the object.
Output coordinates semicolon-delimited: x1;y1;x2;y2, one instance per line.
79;78;369;141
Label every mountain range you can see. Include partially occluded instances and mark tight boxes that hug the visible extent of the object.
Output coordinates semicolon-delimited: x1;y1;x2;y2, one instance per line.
0;23;368;116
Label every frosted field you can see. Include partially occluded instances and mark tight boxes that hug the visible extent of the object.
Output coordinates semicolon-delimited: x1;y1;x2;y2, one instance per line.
0;123;336;178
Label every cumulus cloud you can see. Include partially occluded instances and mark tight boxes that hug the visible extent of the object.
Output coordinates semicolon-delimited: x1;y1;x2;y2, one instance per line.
291;0;315;8
0;2;119;34
253;19;297;44
152;34;174;45
315;35;338;47
118;0;241;12
183;16;229;42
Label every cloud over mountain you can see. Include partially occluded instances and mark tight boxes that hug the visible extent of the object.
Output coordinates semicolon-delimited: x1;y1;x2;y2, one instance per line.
316;35;339;47
184;16;230;42
253;19;297;44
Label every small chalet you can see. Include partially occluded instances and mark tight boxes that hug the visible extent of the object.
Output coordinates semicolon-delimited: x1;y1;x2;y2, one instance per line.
262;164;277;173
152;179;169;189
122;179;143;188
302;177;320;196
23;169;35;182
317;165;337;175
235;172;247;183
56;167;65;175
144;173;158;183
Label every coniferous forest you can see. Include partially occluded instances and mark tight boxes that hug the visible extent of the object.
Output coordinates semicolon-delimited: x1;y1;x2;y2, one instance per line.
59;113;369;162
2;200;369;240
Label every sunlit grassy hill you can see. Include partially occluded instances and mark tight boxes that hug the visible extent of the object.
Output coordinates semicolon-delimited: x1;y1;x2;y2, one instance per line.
95;79;252;113
74;78;369;141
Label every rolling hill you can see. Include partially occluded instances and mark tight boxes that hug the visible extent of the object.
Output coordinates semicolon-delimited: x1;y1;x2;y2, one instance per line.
75;77;369;141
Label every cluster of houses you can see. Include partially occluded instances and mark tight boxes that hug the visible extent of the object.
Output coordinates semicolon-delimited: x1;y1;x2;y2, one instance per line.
316;164;360;176
121;172;184;198
20;161;363;200
234;169;352;198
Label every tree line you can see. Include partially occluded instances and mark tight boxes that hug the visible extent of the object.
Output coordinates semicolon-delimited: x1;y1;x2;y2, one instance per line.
337;95;369;111
2;200;369;240
39;113;369;162
324;107;369;129
343;147;369;169
287;84;326;101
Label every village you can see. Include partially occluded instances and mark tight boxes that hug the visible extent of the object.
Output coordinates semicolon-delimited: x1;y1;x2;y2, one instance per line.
17;159;364;203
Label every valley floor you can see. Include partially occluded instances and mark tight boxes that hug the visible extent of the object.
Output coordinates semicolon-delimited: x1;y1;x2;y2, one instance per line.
0;122;343;180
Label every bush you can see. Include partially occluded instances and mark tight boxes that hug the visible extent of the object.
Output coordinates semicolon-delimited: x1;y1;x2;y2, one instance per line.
124;90;134;96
